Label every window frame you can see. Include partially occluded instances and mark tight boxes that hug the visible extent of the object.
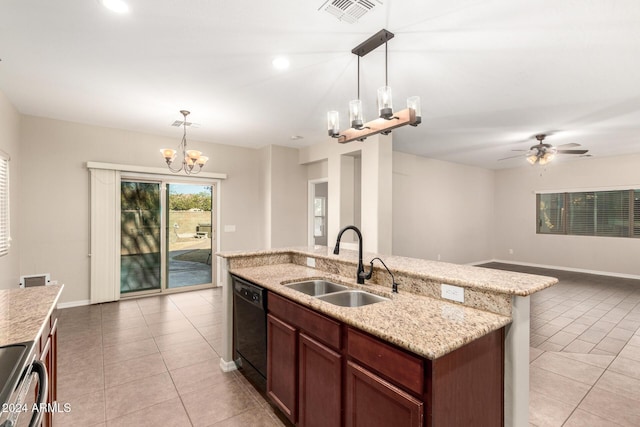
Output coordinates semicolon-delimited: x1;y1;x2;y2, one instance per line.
536;189;639;238
0;152;10;257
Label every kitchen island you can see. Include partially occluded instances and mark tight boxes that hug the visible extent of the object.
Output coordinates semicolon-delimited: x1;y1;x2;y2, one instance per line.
0;284;63;427
218;247;557;427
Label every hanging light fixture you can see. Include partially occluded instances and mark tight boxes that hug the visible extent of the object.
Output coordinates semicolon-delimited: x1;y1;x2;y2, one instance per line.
160;110;209;175
327;29;421;144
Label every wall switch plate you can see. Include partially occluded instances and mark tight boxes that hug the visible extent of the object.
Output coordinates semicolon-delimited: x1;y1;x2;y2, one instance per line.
306;257;316;268
441;284;464;303
224;225;236;232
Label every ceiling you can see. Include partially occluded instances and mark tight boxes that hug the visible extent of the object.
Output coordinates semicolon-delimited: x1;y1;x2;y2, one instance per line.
1;0;640;169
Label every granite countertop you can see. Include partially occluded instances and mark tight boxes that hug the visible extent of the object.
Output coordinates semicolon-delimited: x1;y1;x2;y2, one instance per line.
0;285;64;347
218;246;558;296
228;263;511;360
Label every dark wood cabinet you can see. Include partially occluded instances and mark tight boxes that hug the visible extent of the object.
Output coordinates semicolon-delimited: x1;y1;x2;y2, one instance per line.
266;291;504;427
267;313;298;423
298;333;342;427
346;361;423;427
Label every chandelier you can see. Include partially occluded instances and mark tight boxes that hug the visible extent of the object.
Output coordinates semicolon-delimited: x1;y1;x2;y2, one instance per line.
327;29;421;144
160;110;209;174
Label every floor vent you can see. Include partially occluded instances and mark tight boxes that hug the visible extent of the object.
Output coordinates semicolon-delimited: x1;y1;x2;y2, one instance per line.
319;0;381;24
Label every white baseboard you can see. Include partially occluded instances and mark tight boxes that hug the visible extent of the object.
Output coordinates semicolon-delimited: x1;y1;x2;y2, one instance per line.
219;358;238;372
467;259;495;266
490;259;640;281
57;299;90;309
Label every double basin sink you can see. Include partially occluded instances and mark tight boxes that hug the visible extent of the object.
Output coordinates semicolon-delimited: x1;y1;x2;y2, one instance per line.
284;280;388;307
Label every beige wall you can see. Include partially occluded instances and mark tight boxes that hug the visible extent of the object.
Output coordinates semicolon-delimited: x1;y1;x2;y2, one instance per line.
263;145;308;249
392;151;495;264
0;91;20;289
494;155;640;276
18;115;265;303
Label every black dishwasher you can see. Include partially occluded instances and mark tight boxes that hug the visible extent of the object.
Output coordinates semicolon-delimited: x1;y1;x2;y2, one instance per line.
232;275;268;389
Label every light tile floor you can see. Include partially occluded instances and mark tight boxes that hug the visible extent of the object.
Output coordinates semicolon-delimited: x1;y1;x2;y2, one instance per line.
55;288;286;427
56;265;640;426
484;263;640;427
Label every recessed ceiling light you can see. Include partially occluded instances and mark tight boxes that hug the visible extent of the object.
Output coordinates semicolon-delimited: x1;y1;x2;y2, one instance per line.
272;57;290;71
99;0;129;14
290;135;304;140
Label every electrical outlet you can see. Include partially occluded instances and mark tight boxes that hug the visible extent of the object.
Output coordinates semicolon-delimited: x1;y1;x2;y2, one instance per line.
306;257;316;268
224;225;236;232
441;284;464;303
437;254;441;261
508;248;514;255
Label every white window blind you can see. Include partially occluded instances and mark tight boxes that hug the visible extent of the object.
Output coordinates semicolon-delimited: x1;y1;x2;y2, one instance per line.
0;153;9;256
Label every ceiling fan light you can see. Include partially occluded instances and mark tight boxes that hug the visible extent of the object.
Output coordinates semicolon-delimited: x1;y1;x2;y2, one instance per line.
526;155;538;165
377;86;393;119
349;99;364;129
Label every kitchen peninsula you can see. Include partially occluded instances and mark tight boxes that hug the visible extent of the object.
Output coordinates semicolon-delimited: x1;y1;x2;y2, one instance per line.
0;284;63;427
218;247;557;427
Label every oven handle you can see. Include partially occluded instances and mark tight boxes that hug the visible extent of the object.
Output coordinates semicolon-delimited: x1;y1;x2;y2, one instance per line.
29;360;48;427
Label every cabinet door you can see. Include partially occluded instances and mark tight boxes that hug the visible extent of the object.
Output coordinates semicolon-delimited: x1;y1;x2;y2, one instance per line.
346;361;423;427
267;314;297;423
299;333;342;427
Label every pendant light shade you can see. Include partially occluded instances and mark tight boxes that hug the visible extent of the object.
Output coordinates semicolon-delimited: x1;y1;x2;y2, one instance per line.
378;86;394;119
349;99;364;129
407;96;422;125
327;111;340;137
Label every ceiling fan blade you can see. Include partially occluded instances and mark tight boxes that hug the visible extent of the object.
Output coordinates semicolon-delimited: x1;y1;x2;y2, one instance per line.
556;142;581;149
557;149;589;155
498;154;526;161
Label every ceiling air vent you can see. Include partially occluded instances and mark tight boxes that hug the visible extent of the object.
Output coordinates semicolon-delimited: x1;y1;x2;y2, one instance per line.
319;0;381;24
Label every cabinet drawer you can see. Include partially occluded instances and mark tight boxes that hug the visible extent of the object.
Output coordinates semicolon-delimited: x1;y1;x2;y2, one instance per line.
347;327;424;396
269;293;341;350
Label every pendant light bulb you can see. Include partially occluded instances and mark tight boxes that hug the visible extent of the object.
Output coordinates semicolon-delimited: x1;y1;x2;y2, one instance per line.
378;86;394;119
349;100;364;129
327;111;340;138
407;96;422;126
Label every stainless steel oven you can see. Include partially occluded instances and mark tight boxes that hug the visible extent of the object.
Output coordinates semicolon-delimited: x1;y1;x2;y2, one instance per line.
0;341;48;427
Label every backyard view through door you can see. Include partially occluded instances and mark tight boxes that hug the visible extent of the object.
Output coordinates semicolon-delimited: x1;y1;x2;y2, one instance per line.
167;183;213;288
120;179;215;295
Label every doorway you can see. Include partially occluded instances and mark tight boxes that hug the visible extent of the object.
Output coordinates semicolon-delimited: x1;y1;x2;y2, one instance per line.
120;176;217;296
308;179;328;246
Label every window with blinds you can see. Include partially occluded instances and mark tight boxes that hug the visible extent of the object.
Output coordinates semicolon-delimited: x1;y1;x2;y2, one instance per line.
0;153;9;256
537;189;639;238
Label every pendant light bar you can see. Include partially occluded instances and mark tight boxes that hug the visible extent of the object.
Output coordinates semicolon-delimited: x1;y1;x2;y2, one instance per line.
327;29;421;143
336;108;417;144
351;29;395;57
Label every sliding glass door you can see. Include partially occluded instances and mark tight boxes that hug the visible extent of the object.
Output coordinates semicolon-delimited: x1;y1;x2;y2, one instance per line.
120;177;216;296
167;183;213;288
120;180;162;294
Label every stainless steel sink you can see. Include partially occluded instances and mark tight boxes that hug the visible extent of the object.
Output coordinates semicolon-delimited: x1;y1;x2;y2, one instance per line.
284;280;349;296
316;290;389;307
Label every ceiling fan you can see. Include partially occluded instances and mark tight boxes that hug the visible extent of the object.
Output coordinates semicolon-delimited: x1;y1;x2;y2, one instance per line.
499;134;589;165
